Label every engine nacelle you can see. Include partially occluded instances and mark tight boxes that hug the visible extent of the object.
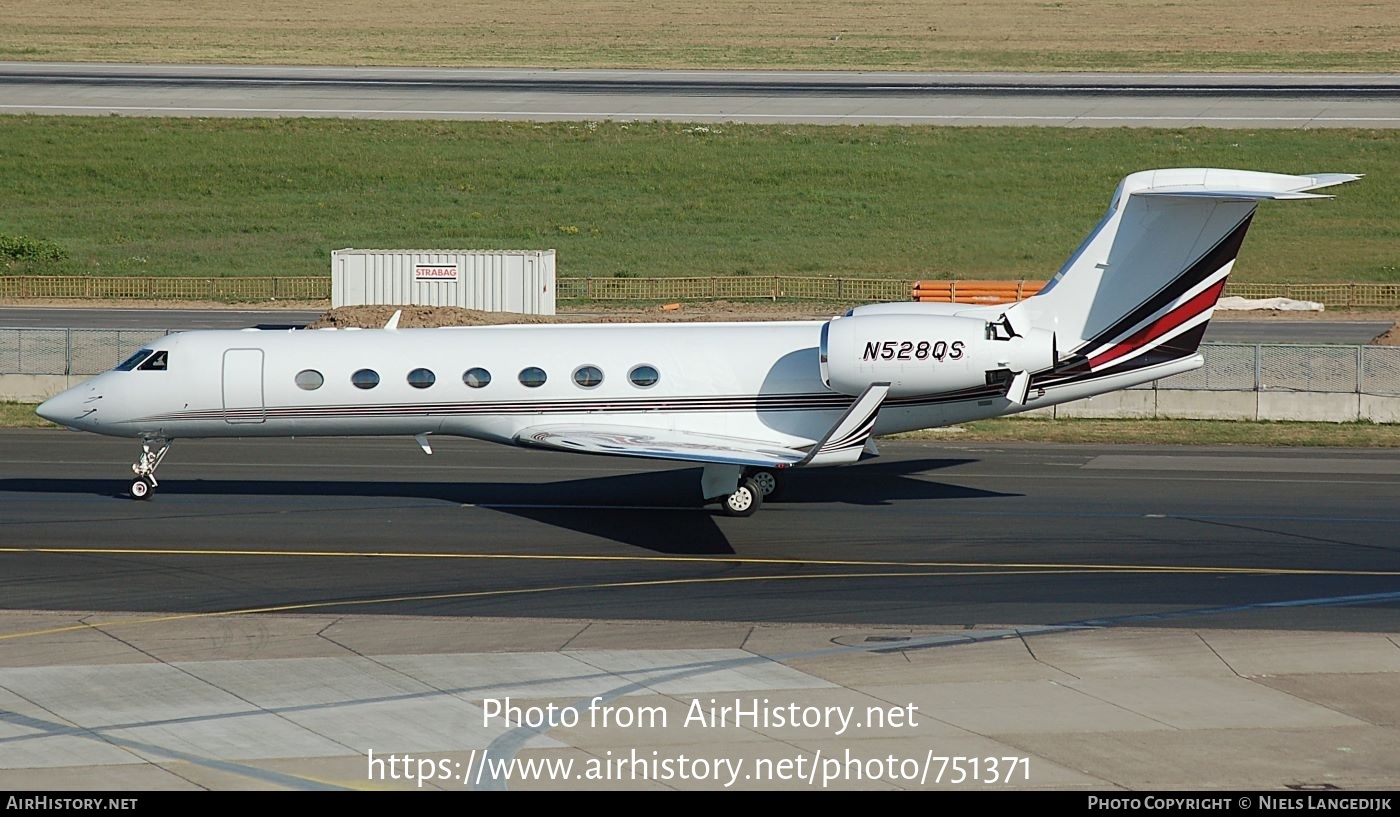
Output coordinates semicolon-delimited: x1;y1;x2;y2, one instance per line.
820;313;1056;398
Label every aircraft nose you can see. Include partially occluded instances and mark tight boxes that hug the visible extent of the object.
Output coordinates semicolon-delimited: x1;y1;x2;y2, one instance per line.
36;385;98;427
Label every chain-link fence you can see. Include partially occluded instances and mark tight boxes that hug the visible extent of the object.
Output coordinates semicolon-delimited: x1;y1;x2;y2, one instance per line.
552;276;913;302
0;329;170;376
0;277;328;301
3;329;1398;397
1151;343;1400;396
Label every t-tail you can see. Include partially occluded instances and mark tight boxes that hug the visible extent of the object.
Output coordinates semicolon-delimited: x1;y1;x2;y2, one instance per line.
1011;168;1360;388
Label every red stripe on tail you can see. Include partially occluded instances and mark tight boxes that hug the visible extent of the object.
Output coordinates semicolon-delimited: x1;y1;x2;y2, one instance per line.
1088;277;1228;370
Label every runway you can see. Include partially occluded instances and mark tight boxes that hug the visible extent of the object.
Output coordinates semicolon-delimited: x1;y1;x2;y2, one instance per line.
3;430;1398;630
3;63;1399;127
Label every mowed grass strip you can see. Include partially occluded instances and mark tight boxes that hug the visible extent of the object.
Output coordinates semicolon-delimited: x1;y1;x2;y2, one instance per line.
3;0;1398;72
1;117;1396;281
0;403;53;428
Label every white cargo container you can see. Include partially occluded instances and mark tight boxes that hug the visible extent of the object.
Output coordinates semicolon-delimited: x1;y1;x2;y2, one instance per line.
331;249;556;315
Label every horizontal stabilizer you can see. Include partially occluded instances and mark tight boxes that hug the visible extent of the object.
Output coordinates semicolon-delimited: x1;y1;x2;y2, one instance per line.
1125;169;1362;198
1133;170;1361;202
1295;172;1364;191
1137;189;1330;201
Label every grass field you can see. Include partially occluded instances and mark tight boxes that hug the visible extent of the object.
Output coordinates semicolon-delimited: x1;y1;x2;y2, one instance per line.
1;117;1396;282
0;403;53;428
3;1;1398;72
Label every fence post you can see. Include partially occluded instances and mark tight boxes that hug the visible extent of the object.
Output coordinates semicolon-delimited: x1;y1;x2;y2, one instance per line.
1254;345;1262;391
65;329;72;376
1357;345;1364;394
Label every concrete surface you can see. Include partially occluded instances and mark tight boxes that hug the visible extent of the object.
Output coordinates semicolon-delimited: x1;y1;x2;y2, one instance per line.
0;374;71;402
1;612;1396;790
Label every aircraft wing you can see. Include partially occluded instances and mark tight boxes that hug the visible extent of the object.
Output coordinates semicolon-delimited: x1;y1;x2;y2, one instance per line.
514;425;810;468
514;382;892;469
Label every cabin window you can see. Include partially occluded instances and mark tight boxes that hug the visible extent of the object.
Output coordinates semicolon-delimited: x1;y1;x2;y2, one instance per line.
351;369;380;389
115;349;153;372
295;369;324;390
463;367;492;388
518;366;547;388
407;368;436;389
137;350;169;371
572;365;603;389
628;364;660;388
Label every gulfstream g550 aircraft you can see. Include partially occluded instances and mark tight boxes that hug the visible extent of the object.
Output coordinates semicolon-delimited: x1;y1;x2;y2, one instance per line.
37;168;1358;515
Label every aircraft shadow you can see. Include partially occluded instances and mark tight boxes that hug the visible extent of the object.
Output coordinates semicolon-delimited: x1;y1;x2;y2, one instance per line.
0;458;1013;555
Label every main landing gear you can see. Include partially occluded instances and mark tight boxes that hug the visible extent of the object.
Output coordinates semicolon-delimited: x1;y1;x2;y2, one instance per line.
743;467;779;501
129;438;171;500
720;477;764;517
705;464;781;517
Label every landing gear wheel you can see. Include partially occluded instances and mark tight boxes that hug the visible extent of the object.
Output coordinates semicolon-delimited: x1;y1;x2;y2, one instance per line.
130;476;154;500
744;468;779;499
129;437;170;501
720;478;763;517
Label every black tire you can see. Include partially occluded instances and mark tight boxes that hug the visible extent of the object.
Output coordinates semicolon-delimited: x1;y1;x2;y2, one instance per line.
720;478;763;517
130;477;153;500
745;468;779;499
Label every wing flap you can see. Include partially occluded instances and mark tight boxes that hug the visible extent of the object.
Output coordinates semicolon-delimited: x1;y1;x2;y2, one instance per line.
515;425;809;468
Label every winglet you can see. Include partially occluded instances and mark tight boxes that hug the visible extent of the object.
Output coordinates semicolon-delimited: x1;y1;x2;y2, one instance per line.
1006;370;1033;405
799;382;890;467
384;309;403;331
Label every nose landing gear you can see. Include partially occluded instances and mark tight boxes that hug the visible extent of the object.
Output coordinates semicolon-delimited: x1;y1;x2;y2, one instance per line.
130;438;171;500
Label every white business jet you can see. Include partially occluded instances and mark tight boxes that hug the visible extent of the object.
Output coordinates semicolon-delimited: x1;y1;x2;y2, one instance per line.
36;168;1358;515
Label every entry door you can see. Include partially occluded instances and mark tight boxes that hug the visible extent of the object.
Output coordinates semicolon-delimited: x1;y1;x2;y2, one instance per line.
222;348;265;424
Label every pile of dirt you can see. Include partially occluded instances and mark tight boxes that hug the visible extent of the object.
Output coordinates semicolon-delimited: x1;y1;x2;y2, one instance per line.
306;301;845;329
1372;323;1400;346
306;305;568;329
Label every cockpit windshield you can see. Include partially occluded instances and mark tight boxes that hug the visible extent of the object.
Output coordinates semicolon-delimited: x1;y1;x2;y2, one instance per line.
114;349;153;371
113;349;169;372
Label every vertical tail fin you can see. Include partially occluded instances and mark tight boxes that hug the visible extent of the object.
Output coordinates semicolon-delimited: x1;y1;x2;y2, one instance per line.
1016;169;1359;378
